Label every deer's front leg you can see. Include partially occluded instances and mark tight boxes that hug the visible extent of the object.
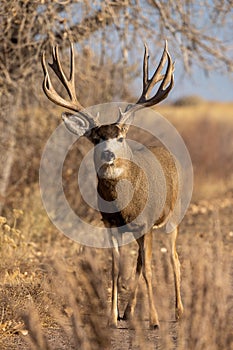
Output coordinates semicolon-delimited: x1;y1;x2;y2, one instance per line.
123;246;142;321
170;227;184;320
109;234;121;328
140;231;160;329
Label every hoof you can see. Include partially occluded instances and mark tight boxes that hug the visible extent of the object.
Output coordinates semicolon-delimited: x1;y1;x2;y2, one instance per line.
149;322;160;330
108;322;118;329
175;305;184;320
122;313;129;321
108;318;118;328
122;309;132;321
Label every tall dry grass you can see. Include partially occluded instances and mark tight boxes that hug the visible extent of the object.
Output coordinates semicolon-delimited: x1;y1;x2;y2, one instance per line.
0;202;232;349
157;102;233;199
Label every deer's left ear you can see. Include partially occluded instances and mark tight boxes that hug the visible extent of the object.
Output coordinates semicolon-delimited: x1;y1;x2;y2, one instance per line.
62;112;90;137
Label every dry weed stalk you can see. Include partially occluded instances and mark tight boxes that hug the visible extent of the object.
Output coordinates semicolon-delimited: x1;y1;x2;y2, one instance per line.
22;253;110;350
176;209;233;350
22;305;50;350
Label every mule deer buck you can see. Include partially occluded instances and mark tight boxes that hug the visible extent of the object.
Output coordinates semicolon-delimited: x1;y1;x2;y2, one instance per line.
41;41;184;329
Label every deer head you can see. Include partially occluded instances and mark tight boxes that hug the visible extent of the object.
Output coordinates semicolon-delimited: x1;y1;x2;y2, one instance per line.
41;42;174;179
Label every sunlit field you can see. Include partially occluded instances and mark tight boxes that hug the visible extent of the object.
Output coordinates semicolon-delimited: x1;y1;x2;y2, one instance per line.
0;100;232;349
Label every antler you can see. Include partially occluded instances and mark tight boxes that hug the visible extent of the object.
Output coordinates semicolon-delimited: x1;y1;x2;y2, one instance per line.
138;41;174;105
41;42;99;127
118;41;174;124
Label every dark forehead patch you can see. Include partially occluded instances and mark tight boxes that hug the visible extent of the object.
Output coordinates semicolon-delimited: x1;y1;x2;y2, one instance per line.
96;124;121;139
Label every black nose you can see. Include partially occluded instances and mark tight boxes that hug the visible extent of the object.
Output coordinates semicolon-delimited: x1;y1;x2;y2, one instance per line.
101;150;115;162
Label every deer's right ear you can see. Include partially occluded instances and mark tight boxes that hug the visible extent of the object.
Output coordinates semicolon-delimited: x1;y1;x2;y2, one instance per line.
62;112;90;137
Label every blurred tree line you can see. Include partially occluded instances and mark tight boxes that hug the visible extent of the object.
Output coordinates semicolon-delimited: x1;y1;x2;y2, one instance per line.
0;0;232;213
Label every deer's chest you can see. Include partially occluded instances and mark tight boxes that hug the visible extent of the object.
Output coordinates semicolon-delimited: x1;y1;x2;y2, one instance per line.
97;174;148;228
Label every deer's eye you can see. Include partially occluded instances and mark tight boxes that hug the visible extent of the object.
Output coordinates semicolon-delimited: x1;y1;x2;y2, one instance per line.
118;137;124;143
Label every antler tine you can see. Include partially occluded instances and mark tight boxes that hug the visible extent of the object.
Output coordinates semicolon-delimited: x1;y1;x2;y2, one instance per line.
49;43;78;104
42;46;82;112
42;50;78;112
141;42;166;99
117;41;174;125
41;43;99;126
144;40;168;98
143;43;149;93
138;40;174;105
144;47;174;107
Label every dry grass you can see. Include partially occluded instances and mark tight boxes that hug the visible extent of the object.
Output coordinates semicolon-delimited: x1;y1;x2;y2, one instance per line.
157;102;233;200
0;101;232;349
0;195;232;349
